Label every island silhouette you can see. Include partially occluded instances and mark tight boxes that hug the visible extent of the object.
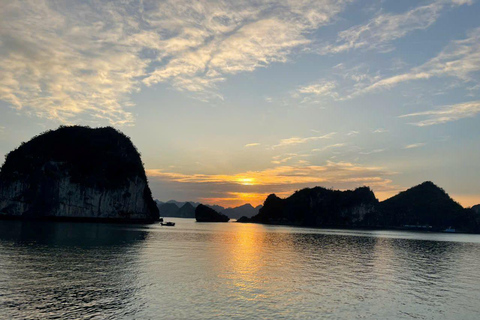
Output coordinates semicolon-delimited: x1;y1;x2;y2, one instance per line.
0;126;478;233
0;126;158;223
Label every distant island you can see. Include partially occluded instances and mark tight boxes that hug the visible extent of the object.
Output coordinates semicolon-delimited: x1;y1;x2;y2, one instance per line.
0;126;159;223
156;200;261;219
195;204;229;222
238;182;480;234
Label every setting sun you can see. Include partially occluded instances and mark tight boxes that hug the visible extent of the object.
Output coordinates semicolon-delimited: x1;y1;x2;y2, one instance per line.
237;178;256;185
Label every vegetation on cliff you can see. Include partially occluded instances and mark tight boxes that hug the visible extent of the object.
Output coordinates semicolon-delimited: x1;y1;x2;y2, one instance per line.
1;126;146;189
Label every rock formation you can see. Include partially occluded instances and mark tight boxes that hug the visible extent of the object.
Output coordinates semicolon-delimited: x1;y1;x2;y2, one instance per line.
247;182;479;233
236;216;251;223
378;181;477;232
195;204;229;222
176;202;196;218
251;186;378;227
0;126;159;223
158;202;180;217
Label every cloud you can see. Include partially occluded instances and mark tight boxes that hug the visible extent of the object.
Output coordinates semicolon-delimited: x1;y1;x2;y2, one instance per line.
0;0;351;123
272;132;336;148
142;0;350;94
321;0;472;54
147;161;395;187
373;128;388;133
244;142;260;148
146;160;397;206
0;1;148;125
362;27;480;93
359;149;385;155
321;3;442;54
404;143;426;149
311;143;346;152
296;80;338;102
271;153;311;164
347;131;359;136
400;100;480;126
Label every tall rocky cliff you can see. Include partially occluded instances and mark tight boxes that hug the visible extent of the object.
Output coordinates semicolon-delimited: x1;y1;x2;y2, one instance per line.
0;126;159;222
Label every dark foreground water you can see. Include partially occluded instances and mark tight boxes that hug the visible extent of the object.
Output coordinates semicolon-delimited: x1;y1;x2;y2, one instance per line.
1;219;480;319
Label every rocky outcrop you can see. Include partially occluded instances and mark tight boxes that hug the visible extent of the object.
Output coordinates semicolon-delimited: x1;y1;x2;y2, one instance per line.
0;126;159;223
251;186;378;227
195;204;229;222
378;181;477;232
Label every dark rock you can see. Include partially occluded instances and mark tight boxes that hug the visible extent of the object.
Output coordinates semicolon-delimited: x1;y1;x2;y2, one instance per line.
472;204;480;214
158;202;180;217
248;181;480;233
176;202;196;218
236;216;251;223
251;187;378;227
0;126;159;223
195;204;229;222
378;181;477;232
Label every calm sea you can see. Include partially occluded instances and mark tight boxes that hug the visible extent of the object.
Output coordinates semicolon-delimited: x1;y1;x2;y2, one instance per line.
1;218;480;319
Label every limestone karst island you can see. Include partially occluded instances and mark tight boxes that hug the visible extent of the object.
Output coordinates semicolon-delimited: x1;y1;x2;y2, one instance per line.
0;126;158;223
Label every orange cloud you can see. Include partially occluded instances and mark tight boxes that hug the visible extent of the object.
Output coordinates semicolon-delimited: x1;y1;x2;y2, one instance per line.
199;191;294;208
147;161;401;206
147;161;396;186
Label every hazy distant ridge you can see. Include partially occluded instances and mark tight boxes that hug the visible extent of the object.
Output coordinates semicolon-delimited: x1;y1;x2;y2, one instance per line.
156;200;261;219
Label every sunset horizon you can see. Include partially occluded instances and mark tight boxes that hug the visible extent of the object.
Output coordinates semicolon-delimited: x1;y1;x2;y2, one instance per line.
2;1;480;319
2;1;479;210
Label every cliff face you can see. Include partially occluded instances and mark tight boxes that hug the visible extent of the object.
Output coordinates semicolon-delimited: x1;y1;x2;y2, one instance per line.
0;126;159;222
251;186;378;227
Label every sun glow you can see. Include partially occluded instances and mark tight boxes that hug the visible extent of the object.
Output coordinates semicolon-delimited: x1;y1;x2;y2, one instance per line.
237;178;255;186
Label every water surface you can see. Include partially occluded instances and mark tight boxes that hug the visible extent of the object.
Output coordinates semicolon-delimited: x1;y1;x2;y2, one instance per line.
1;218;480;319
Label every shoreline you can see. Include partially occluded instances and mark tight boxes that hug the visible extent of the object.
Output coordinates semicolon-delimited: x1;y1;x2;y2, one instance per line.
0;214;159;224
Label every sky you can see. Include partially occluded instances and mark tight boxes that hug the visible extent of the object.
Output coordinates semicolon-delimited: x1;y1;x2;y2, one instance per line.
0;0;479;208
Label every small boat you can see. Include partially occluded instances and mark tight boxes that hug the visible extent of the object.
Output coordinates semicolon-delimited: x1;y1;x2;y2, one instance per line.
161;222;175;226
444;227;455;233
